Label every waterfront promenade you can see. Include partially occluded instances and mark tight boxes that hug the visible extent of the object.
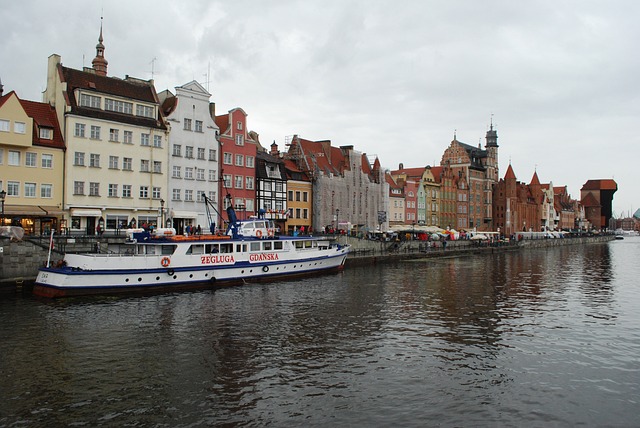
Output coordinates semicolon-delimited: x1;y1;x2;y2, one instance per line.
0;232;614;293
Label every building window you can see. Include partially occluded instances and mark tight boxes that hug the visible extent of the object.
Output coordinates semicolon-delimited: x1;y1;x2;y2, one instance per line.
0;119;9;132
89;182;100;196
90;125;101;140
41;184;52;198
237;121;243;130
185;146;194;159
123;130;133;144
109;128;119;142
184;118;192;130
288;190;293;201
172;188;181;200
197;147;205;160
73;181;84;195
245;176;254;190
7;181;20;196
223;153;232;164
208;169;216;181
235;154;244;166
108;184;118;197
296;191;301;202
13;122;25;134
140;159;150;172
136;104;154;118
246;156;254;168
109;156;119;169
173;144;182;156
90;153;100;168
195;120;203;132
303;209;308;219
172;166;181;178
39;127;53;140
122;185;131;198
196;168;205;181
105;98;133;114
123;157;132;171
234;175;243;189
185;189;193;201
139;186;149;198
26;152;37;167
152;187;161;199
153;161;162;173
185;167;193;180
209;149;217;161
141;133;150;146
153;135;162;148
24;182;36;197
303;192;308;202
75;123;85;137
236;134;244;146
80;93;101;108
74;152;85;166
223;174;232;188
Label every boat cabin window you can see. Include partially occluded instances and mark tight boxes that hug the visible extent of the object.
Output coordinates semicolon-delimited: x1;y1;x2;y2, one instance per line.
250;242;261;252
236;243;247;253
263;241;272;251
186;244;204;255
205;244;219;253
295;241;303;249
273;241;284;250
161;245;177;255
305;240;314;248
219;243;233;254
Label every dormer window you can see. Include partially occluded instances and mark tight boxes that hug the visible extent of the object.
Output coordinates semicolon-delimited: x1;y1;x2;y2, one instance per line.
80;93;101;109
136;104;154;118
39;127;53;140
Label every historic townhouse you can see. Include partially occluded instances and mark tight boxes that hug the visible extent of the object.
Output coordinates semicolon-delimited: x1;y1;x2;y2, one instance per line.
554;186;579;230
539;182;555;231
284;136;388;233
215;108;257;223
492;164;540;236
389;165;422;227
256;147;288;232
43;27;169;235
421;166;441;227
385;172;405;229
159;81;220;234
0;89;65;234
440;124;499;231
281;156;312;235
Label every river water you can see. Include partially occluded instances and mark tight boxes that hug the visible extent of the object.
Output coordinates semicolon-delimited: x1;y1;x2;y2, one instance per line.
1;238;639;427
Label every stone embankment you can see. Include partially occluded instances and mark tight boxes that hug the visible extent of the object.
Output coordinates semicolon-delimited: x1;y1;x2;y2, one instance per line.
0;233;615;294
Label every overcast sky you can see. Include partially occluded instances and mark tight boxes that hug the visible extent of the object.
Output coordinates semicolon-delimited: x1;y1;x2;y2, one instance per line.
2;0;638;217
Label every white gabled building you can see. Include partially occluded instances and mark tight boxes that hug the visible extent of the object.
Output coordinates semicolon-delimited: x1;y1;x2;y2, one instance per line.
159;81;220;234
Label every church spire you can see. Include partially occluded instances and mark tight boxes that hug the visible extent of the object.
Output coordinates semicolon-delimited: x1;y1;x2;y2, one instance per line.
91;16;108;76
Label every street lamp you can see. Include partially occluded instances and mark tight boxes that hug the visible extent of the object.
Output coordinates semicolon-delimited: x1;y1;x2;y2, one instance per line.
160;199;165;227
0;189;6;226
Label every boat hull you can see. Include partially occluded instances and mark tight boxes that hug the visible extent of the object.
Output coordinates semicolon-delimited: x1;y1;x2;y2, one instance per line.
34;249;348;298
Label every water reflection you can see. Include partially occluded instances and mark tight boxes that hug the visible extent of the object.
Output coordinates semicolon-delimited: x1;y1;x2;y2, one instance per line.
1;239;638;427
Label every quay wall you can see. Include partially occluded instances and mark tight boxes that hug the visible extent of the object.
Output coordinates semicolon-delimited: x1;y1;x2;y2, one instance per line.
0;234;615;293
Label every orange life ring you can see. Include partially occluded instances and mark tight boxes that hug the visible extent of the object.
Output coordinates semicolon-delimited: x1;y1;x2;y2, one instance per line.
256;230;263;238
161;257;171;267
267;229;274;237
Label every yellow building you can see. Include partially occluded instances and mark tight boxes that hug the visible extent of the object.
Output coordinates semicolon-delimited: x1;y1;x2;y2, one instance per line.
283;158;313;235
0;89;65;234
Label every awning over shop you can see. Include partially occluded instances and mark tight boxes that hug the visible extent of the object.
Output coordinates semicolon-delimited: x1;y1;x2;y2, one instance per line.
70;209;102;217
3;205;65;216
170;210;198;219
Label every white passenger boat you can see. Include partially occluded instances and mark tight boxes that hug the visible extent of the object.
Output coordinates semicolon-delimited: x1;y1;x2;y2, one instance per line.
34;213;350;298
